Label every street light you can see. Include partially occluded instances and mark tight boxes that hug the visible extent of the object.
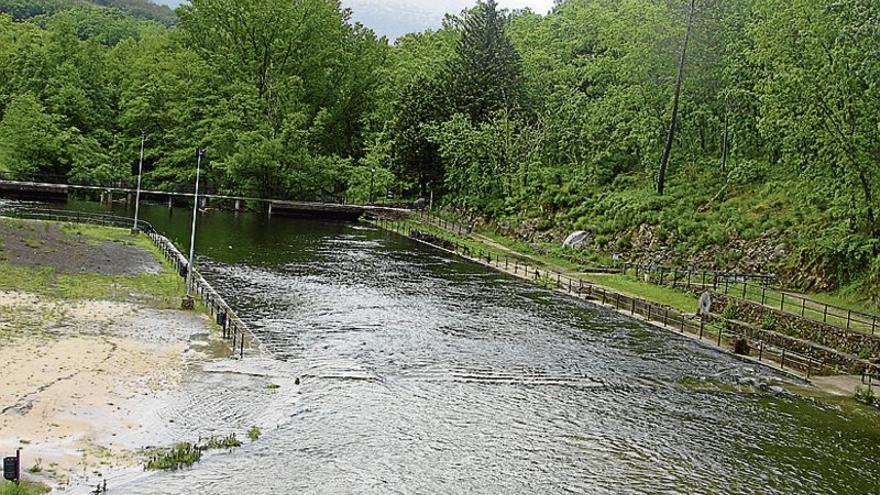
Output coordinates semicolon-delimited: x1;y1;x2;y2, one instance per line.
369;167;375;204
132;130;146;232
182;148;205;310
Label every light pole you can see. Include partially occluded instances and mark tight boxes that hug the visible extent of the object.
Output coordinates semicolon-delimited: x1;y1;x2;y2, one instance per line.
369;167;375;204
182;148;204;310
132;130;146;232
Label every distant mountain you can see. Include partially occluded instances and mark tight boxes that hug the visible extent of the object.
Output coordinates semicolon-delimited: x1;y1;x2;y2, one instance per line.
0;0;177;24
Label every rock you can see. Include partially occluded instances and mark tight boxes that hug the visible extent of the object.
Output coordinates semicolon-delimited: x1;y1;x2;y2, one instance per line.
294;377;301;385
563;231;592;249
738;377;756;387
413;198;427;210
769;385;786;397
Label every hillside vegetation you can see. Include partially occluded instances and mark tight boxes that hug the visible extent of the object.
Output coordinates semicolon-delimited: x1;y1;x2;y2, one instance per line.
0;0;878;301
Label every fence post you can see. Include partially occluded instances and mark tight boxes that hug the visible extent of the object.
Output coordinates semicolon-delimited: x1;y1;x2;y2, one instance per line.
742;282;747;299
780;292;785;311
872;316;876;336
761;286;766;305
717;324;722;346
823;304;828;323
847;310;852;330
801;299;806;317
759;340;764;361
781;348;786;369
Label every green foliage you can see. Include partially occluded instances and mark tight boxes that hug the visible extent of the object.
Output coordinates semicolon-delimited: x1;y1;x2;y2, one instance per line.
0;481;50;495
247;426;262;441
855;386;879;408
762;313;777;331
443;0;526;123
145;434;242;471
721;301;739;320
0;93;67;174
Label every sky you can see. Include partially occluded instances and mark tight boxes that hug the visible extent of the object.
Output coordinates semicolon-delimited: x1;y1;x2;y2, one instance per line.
153;0;555;39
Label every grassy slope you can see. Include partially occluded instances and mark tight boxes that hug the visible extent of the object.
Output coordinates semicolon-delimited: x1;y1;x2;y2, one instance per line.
465;163;878;313
394;215;701;314
0;219;184;308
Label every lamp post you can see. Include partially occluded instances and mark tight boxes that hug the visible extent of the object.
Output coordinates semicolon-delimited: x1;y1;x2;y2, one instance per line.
132;130;146;232
369;167;375;205
182;148;204;310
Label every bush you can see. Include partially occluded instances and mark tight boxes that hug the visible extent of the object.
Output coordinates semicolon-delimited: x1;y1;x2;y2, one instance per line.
762;314;777;331
855;386;879;408
721;301;740;320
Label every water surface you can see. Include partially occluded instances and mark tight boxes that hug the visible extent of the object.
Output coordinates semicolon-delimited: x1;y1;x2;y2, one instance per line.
4;199;880;494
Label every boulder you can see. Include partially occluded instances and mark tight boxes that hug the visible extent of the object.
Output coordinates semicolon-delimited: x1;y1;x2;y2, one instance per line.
413;198;428;210
563;231;592;250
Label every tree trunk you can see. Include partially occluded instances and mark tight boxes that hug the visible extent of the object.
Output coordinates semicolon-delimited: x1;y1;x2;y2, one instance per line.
858;168;876;234
721;104;730;172
657;0;696;196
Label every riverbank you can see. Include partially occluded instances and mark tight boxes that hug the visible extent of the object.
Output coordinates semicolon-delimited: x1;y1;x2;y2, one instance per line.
0;218;226;492
375;213;877;402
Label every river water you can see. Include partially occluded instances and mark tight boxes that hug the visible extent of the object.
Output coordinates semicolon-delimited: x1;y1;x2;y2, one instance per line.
6;199;880;494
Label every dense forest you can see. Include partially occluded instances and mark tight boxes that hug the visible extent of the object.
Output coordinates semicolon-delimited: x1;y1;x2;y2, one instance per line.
0;0;879;298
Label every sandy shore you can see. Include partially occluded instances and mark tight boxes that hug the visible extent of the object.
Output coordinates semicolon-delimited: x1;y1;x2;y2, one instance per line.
0;290;218;491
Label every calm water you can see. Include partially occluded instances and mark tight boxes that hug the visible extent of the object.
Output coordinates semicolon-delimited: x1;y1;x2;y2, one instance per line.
4;199;880;494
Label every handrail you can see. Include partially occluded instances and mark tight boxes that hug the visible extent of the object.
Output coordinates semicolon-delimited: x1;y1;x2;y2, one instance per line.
376;215;870;378
0;206;261;358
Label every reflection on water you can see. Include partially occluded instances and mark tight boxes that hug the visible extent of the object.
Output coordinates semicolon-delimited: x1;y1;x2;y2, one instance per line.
3;198;880;494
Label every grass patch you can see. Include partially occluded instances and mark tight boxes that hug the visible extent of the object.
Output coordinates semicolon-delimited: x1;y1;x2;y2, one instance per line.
0;220;185;308
579;273;699;313
21;238;43;249
855;386;879;409
386;215;700;314
0;481;50;495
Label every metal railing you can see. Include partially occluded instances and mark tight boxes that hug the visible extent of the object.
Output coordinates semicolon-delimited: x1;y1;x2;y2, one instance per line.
375;215;871;378
626;261;880;336
0;171;346;204
0;207;259;358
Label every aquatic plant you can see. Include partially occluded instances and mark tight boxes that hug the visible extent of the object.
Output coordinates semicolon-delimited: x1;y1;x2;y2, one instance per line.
145;434;243;471
248;426;262;442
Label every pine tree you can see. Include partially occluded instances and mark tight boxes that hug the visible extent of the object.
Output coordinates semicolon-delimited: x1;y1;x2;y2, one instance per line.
443;0;526;124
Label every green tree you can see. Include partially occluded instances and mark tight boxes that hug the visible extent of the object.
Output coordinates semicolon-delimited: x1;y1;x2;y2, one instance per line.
443;0;526;123
0;93;67;174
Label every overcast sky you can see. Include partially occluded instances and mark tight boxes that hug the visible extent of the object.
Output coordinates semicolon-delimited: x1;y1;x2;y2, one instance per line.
154;0;554;39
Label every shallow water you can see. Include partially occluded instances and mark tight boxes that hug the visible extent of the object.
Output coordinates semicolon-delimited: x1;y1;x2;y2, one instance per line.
4;199;880;494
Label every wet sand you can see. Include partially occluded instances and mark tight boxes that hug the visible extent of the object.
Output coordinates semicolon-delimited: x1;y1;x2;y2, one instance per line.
0;290;217;491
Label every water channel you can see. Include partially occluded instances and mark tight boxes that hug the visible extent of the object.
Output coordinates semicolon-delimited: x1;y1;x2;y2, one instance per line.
6;199;880;494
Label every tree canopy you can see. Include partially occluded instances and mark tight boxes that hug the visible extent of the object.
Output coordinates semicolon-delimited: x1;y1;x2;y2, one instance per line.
1;0;880;292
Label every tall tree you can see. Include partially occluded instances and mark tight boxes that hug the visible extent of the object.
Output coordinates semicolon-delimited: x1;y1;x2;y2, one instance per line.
657;0;695;195
443;0;526;123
